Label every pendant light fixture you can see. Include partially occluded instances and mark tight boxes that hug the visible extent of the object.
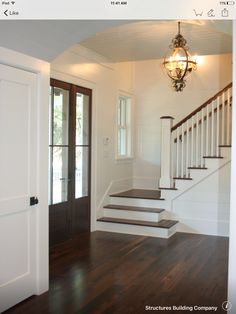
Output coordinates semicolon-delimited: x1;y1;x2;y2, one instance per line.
163;22;197;92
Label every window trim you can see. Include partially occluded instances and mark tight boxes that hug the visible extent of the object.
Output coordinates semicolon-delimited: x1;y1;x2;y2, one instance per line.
115;91;134;161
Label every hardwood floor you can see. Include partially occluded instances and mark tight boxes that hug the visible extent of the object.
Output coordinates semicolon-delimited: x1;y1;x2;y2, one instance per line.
4;232;229;314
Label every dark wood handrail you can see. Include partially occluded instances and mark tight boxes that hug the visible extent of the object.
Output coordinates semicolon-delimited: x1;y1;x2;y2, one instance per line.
171;82;232;132
173;98;232;142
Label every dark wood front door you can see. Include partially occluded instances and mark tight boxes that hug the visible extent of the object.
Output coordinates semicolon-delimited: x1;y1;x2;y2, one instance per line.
49;79;92;246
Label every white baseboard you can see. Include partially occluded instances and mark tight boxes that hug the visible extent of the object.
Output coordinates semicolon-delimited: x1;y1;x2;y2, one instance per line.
177;218;229;237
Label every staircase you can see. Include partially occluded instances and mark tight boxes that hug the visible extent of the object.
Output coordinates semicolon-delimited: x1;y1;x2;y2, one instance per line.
96;83;232;238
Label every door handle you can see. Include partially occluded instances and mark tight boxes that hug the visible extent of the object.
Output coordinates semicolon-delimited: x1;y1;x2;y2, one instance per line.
30;196;39;206
60;178;71;182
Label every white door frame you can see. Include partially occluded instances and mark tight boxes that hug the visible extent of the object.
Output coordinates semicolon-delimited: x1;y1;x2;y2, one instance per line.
0;46;50;296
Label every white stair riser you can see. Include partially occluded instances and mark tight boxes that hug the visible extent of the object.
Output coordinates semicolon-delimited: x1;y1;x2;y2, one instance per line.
109;196;168;208
103;208;163;222
174;180;193;190
174;160;231;191
204;158;229;170
160;189;178;199
96;221;177;238
220;147;231;159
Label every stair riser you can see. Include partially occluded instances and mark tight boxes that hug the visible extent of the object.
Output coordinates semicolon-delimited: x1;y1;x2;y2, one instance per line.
204;158;229;170
219;147;231;159
172;150;231;192
160;189;178;200
103;208;163;222
109;197;168;208
96;221;177;238
170;163;231;196
174;180;193;190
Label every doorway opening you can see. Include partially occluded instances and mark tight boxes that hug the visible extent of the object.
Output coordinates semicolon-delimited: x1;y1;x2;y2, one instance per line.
49;79;92;247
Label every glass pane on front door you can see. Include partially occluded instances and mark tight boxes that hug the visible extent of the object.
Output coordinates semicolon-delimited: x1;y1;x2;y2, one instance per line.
75;91;90;199
52;147;68;204
76;93;90;145
75;147;89;198
49;86;69;205
53;87;69;145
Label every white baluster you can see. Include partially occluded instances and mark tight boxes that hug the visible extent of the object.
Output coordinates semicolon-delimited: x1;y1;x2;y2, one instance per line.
181;124;184;177
176;127;179;178
186;119;189;177
216;96;220;156
201;108;204;166
221;92;225;145
206;104;209;156
171;136;175;182
227;88;231;145
191;116;194;166
211;101;215;156
196;112;199;166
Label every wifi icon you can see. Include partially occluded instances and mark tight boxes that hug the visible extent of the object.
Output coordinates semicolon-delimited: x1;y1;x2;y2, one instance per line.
11;1;15;4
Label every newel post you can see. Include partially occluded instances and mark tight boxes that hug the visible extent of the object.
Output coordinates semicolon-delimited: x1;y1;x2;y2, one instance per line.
159;116;174;188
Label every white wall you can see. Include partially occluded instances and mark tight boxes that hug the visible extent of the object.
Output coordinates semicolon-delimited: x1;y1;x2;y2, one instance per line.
133;54;232;188
51;45;134;229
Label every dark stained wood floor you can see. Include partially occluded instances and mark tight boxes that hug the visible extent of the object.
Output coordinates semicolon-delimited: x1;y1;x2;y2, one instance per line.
4;232;229;314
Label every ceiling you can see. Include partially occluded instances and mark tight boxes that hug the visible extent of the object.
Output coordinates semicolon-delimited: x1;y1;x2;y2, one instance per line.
80;20;232;62
0;20;232;63
0;20;131;62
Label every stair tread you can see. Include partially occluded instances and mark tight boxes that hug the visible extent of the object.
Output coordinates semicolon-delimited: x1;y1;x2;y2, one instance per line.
104;204;165;213
158;187;178;190
203;156;223;159
97;217;178;229
188;167;208;170
173;177;193;180
110;189;164;200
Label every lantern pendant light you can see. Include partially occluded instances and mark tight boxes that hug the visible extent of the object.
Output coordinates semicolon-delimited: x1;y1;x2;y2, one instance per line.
163;22;197;92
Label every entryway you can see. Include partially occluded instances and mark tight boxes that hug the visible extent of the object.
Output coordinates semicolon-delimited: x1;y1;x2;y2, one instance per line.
49;79;92;246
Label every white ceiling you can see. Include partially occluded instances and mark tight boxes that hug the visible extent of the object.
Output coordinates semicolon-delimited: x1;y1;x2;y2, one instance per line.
80;20;232;62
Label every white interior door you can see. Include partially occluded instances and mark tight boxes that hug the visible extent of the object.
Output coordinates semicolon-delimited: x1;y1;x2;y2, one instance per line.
0;64;38;312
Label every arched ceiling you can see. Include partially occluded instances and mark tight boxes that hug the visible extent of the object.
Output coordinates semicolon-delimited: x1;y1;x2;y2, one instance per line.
0;20;131;61
0;20;232;62
80;20;232;62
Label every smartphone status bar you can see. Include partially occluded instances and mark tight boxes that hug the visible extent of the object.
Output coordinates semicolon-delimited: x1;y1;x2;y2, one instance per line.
0;0;236;19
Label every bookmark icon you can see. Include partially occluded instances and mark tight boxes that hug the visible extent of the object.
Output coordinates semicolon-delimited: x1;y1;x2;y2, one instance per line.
193;9;203;16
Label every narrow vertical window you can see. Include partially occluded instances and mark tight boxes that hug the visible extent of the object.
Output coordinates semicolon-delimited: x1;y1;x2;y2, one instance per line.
117;95;132;159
